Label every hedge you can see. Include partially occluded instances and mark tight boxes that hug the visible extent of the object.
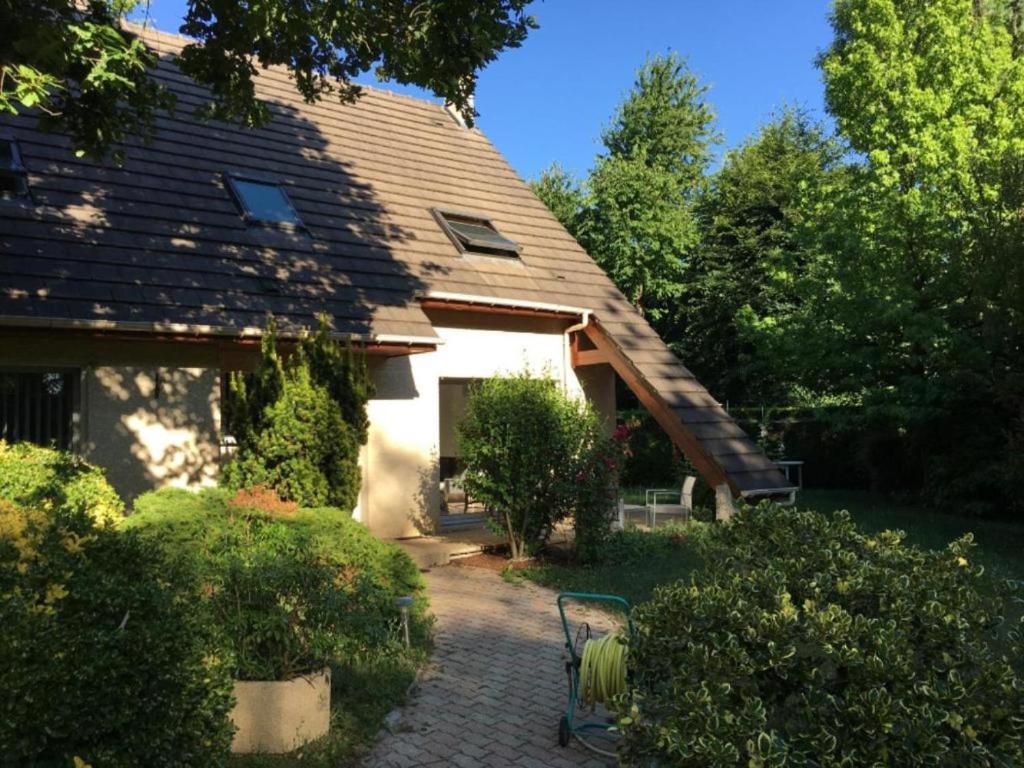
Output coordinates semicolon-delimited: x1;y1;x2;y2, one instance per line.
124;487;428;680
620;505;1024;766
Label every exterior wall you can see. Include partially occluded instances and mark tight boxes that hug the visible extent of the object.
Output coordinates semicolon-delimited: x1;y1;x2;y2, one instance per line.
357;352;440;538
1;322;617;535
358;310;617;538
83;366;220;502
0;334;224;503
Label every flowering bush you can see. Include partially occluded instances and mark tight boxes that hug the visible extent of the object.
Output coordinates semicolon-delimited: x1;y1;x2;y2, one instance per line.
620;505;1024;767
0;499;233;766
572;421;631;563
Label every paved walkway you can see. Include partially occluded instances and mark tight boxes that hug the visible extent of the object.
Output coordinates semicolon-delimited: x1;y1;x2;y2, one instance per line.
363;565;618;768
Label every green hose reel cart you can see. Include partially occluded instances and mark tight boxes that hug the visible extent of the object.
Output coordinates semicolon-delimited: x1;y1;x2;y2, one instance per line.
556;591;634;757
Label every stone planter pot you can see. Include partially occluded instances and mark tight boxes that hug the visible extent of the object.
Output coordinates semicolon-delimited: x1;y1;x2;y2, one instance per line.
230;667;331;754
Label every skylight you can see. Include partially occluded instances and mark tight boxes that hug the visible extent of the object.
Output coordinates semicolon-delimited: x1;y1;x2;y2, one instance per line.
226;174;303;227
0;137;29;200
432;209;521;257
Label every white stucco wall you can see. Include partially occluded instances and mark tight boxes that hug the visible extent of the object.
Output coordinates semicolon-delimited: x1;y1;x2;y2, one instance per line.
358;311;616;538
83;366;222;502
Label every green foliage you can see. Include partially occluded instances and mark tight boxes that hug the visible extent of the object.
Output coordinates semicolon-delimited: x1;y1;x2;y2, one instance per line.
533;53;718;326
583;153;697;322
529;163;586;234
0;499;234;767
0;440;124;524
745;0;1024;514
674;108;842;405
571;421;630;564
1;0;536;159
601;52;719;186
224;317;369;510
124;487;427;681
0;0;174;162
620;505;1024;766
618;410;687;489
457;370;610;560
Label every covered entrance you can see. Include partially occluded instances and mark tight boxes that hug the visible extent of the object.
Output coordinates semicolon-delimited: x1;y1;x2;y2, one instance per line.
438;377;485;530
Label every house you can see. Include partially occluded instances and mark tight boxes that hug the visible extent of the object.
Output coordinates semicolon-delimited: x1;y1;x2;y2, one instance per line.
0;26;794;538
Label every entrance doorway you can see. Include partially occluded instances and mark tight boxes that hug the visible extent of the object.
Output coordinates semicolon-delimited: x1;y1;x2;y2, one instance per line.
438;378;484;528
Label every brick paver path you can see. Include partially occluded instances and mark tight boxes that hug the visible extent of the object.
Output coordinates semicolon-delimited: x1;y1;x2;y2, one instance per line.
363;565;618;768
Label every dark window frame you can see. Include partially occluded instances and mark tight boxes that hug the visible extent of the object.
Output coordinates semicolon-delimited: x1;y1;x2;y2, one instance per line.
0;367;81;451
431;208;521;258
224;172;305;230
0;134;31;202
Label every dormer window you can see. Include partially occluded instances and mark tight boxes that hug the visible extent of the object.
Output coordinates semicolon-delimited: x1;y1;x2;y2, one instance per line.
432;208;521;258
225;173;303;228
0;137;29;200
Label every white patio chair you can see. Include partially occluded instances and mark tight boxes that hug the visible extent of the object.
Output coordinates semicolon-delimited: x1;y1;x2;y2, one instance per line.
441;472;470;514
645;476;696;528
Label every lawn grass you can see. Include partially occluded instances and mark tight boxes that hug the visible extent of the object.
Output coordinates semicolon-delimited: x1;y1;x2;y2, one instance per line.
229;649;425;768
514;525;708;607
798;489;1024;582
517;488;1024;607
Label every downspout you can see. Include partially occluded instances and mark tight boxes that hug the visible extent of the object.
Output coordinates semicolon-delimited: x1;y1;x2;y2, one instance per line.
562;311;592;393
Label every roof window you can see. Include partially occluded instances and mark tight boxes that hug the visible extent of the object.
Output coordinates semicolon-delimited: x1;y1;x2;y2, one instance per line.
226;174;303;228
432;208;520;257
0;137;29;200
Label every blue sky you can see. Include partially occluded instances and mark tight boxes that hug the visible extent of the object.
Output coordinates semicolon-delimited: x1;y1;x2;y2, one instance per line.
138;1;835;180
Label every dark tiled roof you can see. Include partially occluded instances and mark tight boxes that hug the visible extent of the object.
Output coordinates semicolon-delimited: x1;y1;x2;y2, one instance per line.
0;26;792;495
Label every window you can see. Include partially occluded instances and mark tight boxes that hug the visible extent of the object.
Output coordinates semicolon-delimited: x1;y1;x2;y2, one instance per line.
432;208;521;257
225;174;303;227
0;370;78;450
0;137;29;200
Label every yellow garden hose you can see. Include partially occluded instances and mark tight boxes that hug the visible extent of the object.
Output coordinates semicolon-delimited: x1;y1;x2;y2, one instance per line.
579;632;627;706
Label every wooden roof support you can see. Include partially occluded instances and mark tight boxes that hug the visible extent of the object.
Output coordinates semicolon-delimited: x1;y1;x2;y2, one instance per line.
574;320;735;495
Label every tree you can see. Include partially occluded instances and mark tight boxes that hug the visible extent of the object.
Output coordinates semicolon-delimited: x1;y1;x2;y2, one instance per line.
530;163;585;238
1;0;537;159
673;108;842;405
762;0;1024;512
224;317;370;509
532;54;719;328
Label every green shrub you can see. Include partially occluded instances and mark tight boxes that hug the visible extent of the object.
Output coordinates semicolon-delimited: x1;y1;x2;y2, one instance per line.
0;499;234;767
224;316;370;510
0;440;124;523
620;505;1024;766
125;487;427;680
459;370;612;560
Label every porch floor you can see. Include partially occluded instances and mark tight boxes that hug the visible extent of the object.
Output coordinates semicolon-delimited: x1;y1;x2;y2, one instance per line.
392;523;578;569
392;529;505;569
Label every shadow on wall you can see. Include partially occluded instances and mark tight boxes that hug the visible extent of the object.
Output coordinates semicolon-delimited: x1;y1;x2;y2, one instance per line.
86;366;221;503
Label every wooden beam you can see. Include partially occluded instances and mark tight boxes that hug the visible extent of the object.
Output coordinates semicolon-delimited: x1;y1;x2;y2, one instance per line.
580;321;735;494
572;348;609;367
